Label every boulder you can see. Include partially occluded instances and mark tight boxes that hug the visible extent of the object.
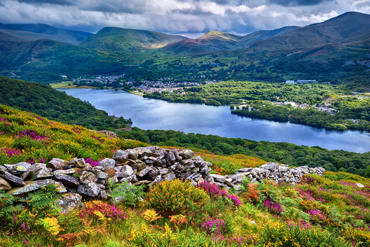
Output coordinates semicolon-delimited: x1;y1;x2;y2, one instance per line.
121;165;134;177
4;162;31;175
93;170;108;179
77;182;101;197
54;174;80;187
120;175;139;183
20;163;46;180
163;172;176;182
53;168;76;176
1;172;25;186
209;174;226;183
31;168;53;180
56;193;84;214
104;167;116;178
70;158;86;168
113;149;130;163
8;179;58;195
179;149;194;159
99;158;115;168
79;171;98;184
49;158;69;169
0;165;7;174
0;177;12;191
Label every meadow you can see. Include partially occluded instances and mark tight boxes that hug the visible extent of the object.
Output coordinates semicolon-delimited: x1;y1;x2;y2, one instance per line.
1;104;370;246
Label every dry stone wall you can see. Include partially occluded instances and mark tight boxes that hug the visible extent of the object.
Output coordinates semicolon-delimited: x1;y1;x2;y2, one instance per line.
0;146;326;213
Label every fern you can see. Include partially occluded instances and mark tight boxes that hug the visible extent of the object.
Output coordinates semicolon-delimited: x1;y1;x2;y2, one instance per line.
0;191;23;227
108;180;144;206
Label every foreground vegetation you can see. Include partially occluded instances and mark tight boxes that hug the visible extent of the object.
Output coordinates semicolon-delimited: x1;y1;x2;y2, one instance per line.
145;81;370;132
1;105;370;246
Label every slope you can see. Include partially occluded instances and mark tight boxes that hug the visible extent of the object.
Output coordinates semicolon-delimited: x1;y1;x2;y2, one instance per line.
0;23;92;45
80;27;187;54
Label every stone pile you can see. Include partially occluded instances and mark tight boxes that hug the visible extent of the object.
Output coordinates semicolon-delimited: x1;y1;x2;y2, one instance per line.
0;146;326;212
209;162;326;191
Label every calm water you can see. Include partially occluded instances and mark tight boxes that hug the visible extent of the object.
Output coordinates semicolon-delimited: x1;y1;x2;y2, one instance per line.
59;89;370;153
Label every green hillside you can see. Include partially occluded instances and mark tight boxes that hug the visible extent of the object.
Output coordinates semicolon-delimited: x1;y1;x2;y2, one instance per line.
80;27;187;54
0;23;92;45
0;77;132;130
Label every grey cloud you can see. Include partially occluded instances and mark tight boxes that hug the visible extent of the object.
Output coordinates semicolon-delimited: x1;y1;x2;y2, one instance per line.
267;0;334;6
16;0;75;6
81;1;147;14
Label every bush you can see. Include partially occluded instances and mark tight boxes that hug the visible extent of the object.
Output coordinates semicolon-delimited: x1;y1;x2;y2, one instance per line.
147;179;210;215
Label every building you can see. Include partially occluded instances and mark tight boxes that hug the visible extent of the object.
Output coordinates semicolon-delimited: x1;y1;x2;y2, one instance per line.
285;80;295;84
296;80;317;84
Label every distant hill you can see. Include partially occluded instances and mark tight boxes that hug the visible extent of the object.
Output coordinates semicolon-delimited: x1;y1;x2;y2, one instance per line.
0;23;92;45
0;38;127;82
80;27;187;54
164;27;299;54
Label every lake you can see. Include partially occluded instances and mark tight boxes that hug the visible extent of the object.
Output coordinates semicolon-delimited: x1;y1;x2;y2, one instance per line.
59;88;370;153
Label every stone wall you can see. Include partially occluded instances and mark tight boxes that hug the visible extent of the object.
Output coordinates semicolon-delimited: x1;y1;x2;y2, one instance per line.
0;146;325;212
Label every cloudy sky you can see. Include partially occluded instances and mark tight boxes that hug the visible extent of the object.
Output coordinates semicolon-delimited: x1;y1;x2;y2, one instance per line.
0;0;369;36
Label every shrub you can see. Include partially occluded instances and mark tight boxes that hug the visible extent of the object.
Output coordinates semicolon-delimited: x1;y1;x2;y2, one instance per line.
108;180;144;207
198;181;241;207
147;179;210;215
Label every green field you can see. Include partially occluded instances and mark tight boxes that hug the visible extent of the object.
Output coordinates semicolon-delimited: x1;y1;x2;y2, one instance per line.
50;81;73;88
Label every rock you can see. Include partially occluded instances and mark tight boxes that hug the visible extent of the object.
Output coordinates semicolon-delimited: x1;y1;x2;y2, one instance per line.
99;190;108;200
136;147;155;157
81;163;93;172
8;179;58;195
104;167;116;178
113;149;130;163
163;172;176;182
0;165;7;174
200;166;211;175
121;165;134;177
0;177;12;191
159;168;169;175
120;175;139;183
278;165;290;172
133;180;152;186
4;162;31;175
209;174;226;183
132;161;146;171
77;182;101;197
49;158;69;169
54;181;67;193
70;158;86;168
179;149;194;159
31;168;53;180
1;172;25;186
229;173;248;183
356;183;364;188
168;151;176;162
20;163;46;180
193;156;206;167
99;158;116;168
56;193;84;214
93;170;108;179
54;174;80;187
237;168;253;173
79;171;98;184
53;168;76;176
197;177;204;186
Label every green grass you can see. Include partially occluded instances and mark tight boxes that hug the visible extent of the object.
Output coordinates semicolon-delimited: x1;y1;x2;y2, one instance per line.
50;81;73;88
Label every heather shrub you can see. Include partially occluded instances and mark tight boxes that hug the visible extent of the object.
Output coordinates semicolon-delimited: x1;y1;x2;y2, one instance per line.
198;181;241;207
147;179;210;215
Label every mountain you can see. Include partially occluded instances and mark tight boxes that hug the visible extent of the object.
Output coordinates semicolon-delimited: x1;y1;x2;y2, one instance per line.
164;27;299;54
0;23;92;45
0;38;127;82
243;12;370;54
79;27;187;54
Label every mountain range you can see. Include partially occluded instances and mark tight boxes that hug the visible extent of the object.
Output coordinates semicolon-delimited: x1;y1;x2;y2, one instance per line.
0;11;369;83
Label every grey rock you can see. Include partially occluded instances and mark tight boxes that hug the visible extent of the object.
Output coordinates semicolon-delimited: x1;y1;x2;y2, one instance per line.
54;174;80;187
53;168;77;176
79;171;98;184
99;158;116;168
8;179;54;195
278;165;290;172
200;165;211;175
20;163;46;180
113;149;130;163
159;168;169;175
163;172;176;182
132;161;146;171
93;170;108;179
1;172;25;186
168;151;176;162
56;193;84;214
70;158;86;168
99;190;108;200
136;147;155;157
120;175;138;183
77;182;101;197
121;165;134;177
0;165;7;174
179;149;194;159
209;174;225;183
192;156;206;167
0;177;11;191
237;168;252;173
4;162;31;175
49;158;69;169
31;168;53;180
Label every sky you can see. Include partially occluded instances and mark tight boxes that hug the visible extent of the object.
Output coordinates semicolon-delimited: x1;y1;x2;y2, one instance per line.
0;0;369;37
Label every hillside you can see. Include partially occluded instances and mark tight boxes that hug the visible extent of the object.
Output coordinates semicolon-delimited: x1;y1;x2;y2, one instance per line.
0;23;92;45
0;39;128;82
1;105;370;246
0;77;132;130
80;27;187;54
164;27;299;54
